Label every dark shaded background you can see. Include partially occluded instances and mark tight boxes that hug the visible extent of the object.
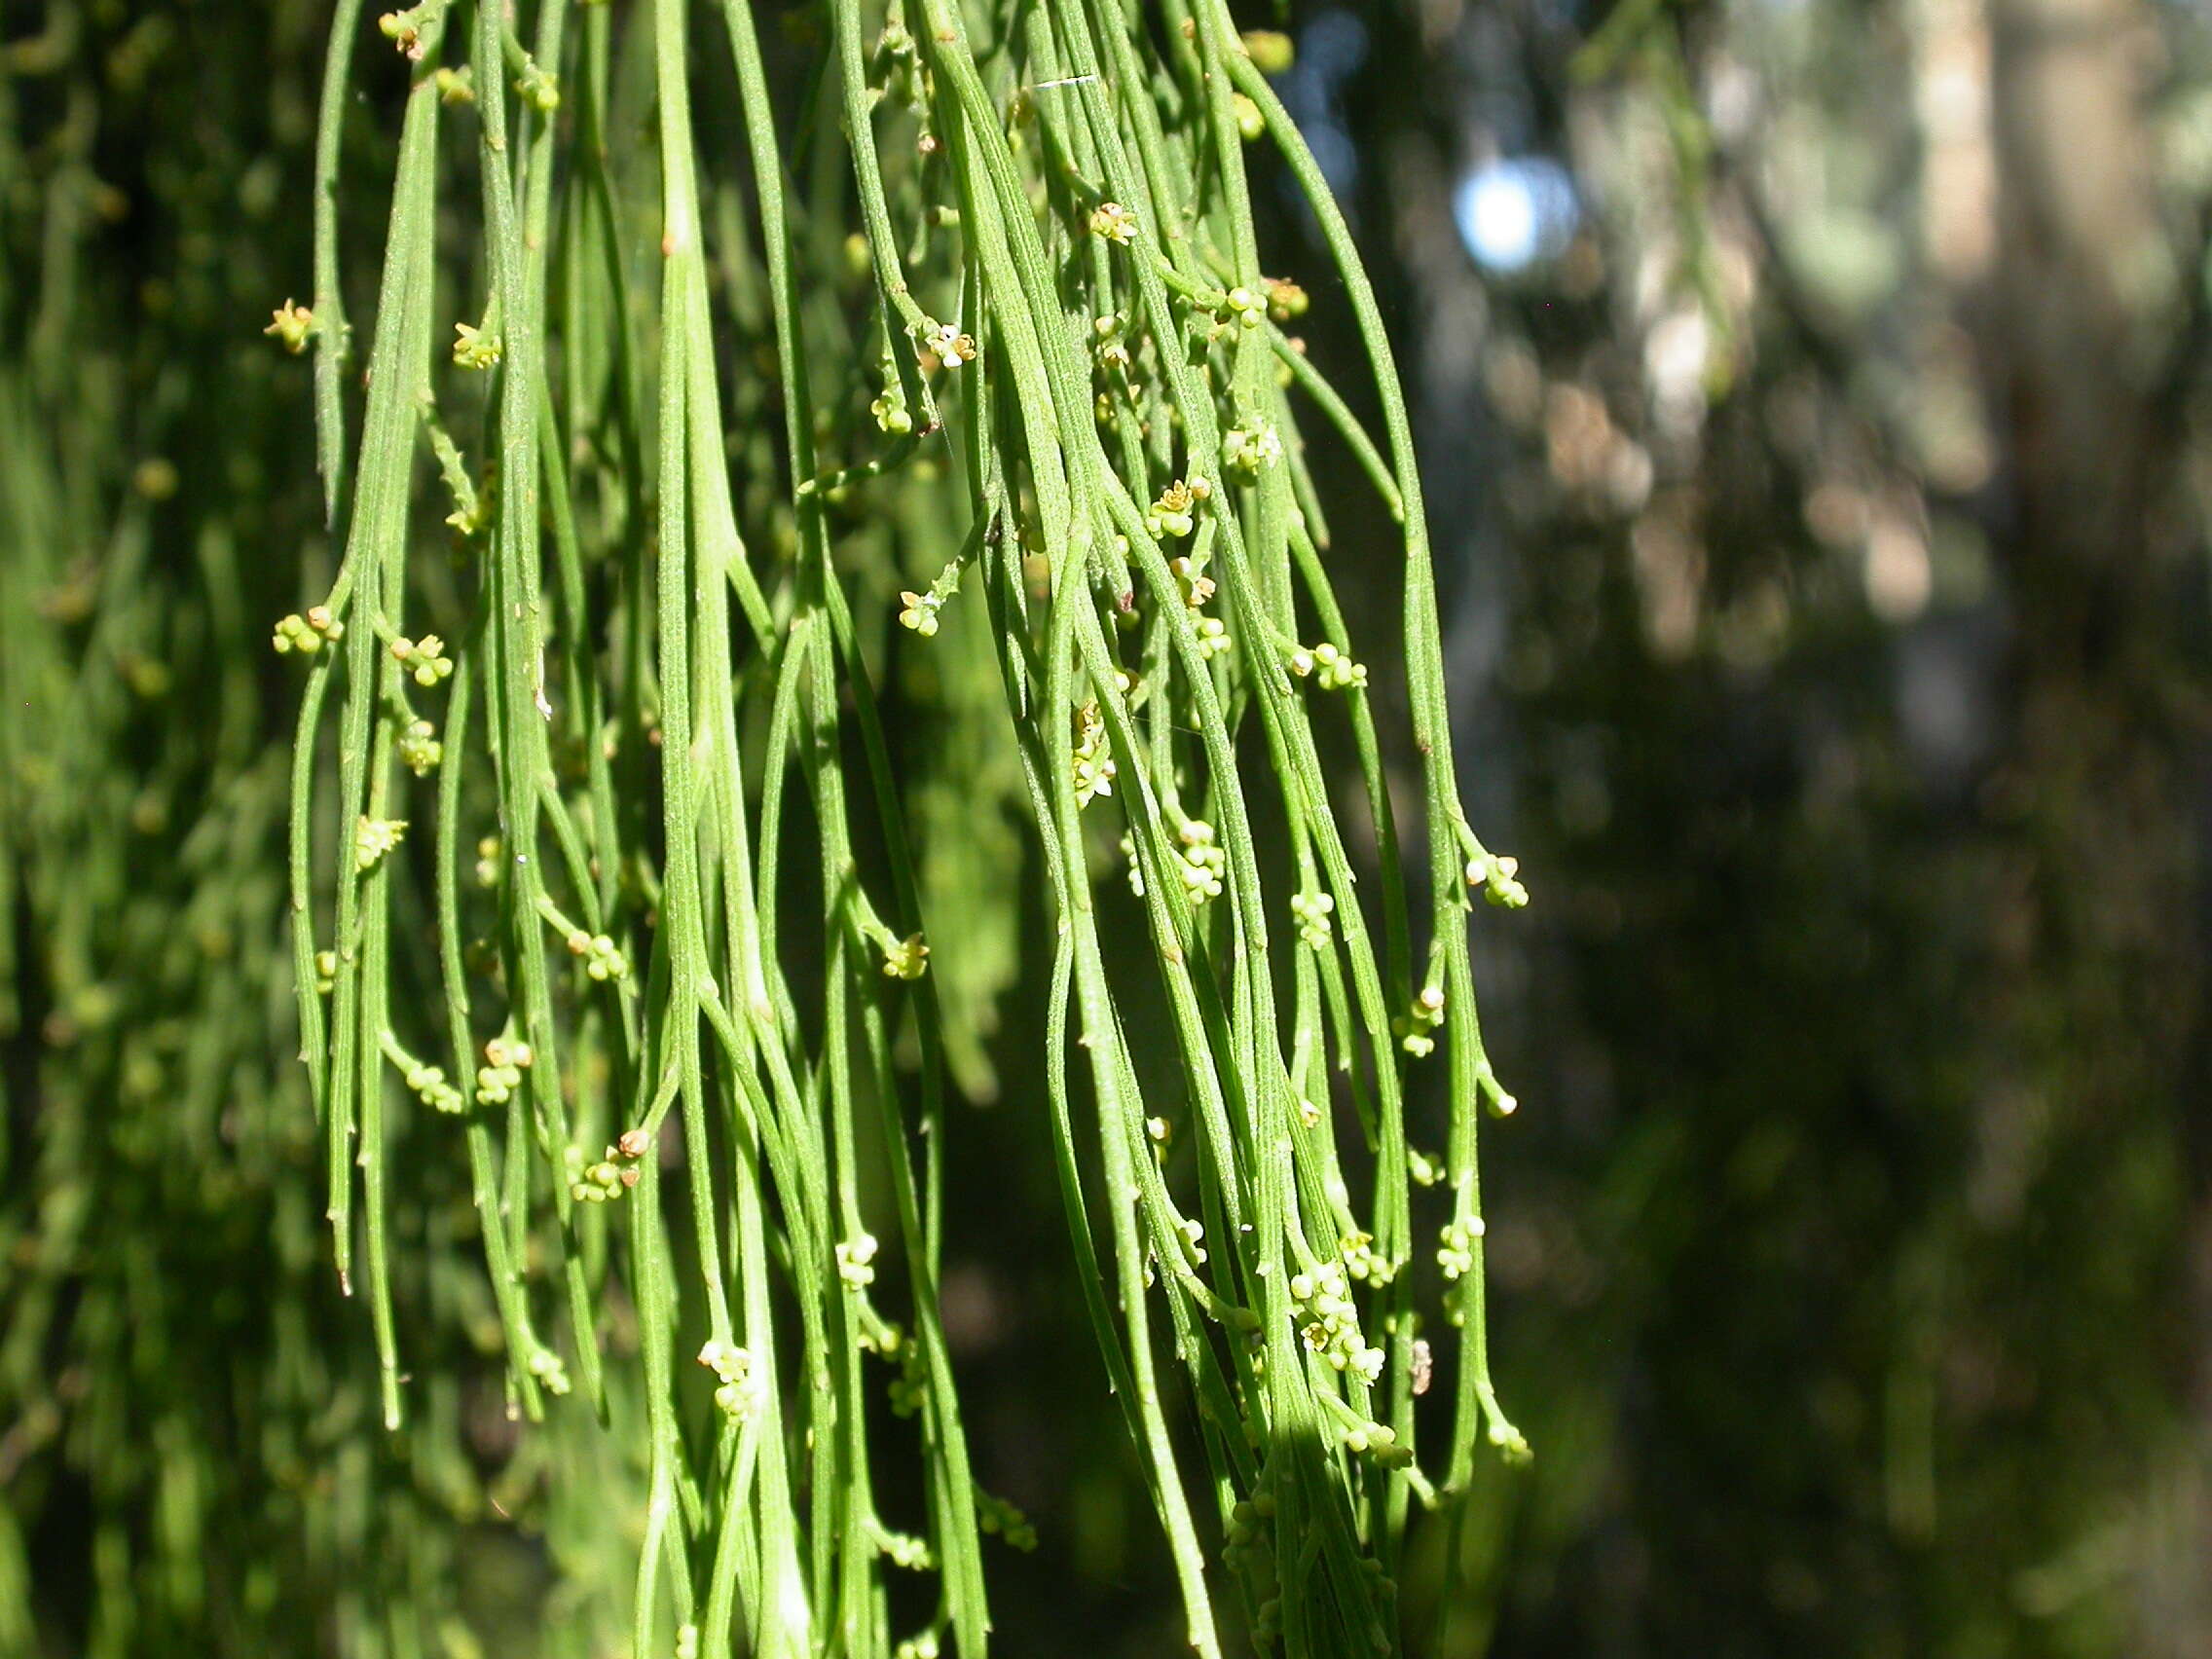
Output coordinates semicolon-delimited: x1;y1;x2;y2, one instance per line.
6;0;2210;1653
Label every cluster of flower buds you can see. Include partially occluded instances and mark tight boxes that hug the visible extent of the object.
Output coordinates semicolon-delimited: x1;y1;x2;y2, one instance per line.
1224;1489;1277;1575
1395;983;1445;1056
272;606;344;655
1290;888;1336;949
1288;640;1367;690
1464;848;1529;908
389;633;453;688
1340;1230;1393;1286
1072;701;1116;807
888;1340;928;1419
836;1233;880;1288
562;927;629;982
975;1490;1037;1552
1339;1415;1413;1467
568;1128;648;1203
696;1339;755;1419
1195;616;1231;660
1221;285;1269;332
354;816;407;872
1264;276;1310;323
1174;820;1227;903
875;1525;934;1572
528;1346;571;1397
1437;1215;1486;1283
402;1057;463;1115
1291;1259;1385;1383
314;950;338;995
474;1035;534;1105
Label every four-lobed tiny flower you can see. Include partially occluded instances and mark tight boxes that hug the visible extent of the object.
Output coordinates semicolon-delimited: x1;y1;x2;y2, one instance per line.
265;299;314;354
880;932;930;980
918;319;977;370
897;589;941;637
1088;201;1139;245
354;816;407;871
1146;478;1201;539
1168;555;1215;608
452;320;501;370
376;2;440;57
871;383;914;435
1222;422;1283;474
514;58;559;114
1072;702;1116;806
397;719;442;777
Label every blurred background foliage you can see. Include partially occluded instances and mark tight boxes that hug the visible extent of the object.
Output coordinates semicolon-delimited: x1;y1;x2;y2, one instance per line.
4;0;2210;1653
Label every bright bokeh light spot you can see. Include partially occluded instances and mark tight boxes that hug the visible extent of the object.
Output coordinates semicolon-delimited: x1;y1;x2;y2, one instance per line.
1454;157;1579;275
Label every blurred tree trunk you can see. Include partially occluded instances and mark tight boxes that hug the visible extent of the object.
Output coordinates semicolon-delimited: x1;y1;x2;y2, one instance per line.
1986;0;2210;1643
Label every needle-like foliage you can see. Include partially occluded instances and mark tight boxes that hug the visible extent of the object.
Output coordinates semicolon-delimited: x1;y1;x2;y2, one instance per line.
279;1;1528;1652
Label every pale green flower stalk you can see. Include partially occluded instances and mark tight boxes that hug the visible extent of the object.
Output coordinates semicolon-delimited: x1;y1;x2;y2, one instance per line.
283;0;1525;1652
